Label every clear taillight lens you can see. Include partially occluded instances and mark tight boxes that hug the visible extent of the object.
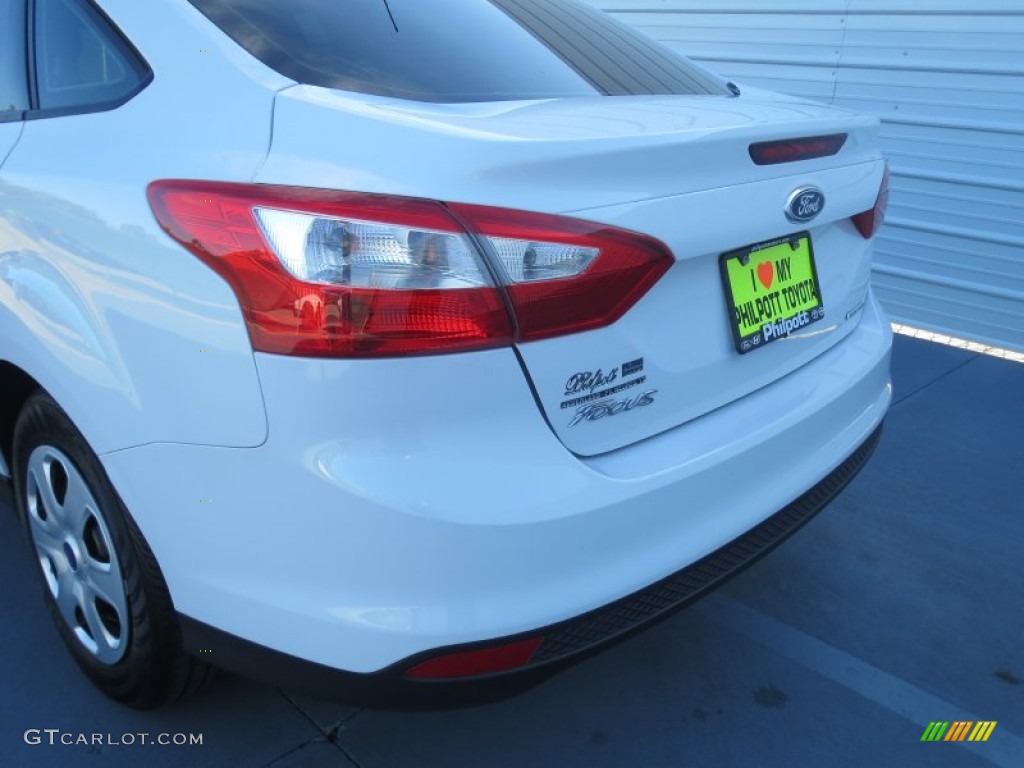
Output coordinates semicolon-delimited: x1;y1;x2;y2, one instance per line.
485;237;598;283
252;209;491;291
148;181;672;357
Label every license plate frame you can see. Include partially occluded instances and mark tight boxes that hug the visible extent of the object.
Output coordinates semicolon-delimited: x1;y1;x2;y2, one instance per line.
718;232;825;354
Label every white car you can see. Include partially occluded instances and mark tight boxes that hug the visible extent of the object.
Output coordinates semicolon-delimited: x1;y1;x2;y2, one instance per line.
0;0;891;708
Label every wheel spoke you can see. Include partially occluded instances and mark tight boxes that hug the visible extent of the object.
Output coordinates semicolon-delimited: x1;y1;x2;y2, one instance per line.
28;462;65;531
80;588;123;661
27;511;64;558
54;569;82;630
59;463;95;536
81;528;128;660
83;559;125;616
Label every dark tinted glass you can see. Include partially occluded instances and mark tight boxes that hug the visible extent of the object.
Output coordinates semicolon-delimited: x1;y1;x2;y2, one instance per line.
34;0;148;111
0;0;29;115
187;0;728;102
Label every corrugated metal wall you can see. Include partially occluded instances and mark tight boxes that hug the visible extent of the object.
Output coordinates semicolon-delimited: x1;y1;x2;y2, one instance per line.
591;1;1024;351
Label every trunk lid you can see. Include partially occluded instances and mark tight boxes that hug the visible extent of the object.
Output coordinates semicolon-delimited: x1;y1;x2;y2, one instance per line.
258;87;885;455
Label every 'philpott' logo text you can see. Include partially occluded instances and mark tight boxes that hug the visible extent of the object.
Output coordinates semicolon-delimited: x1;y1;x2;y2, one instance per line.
565;368;618;396
762;309;815;341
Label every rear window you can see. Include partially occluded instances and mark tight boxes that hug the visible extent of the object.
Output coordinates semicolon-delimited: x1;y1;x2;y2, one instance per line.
186;0;729;102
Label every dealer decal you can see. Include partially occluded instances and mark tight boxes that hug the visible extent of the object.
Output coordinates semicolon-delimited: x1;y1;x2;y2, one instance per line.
560;358;648;410
564;368;619;397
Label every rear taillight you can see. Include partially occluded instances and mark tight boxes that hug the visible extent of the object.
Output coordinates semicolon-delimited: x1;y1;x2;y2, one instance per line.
147;181;672;357
851;163;891;239
450;203;672;342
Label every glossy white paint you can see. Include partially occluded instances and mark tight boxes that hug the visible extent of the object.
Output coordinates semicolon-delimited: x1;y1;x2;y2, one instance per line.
260;85;880;211
102;293;890;672
0;0;892;676
0;119;21;480
0;0;283;453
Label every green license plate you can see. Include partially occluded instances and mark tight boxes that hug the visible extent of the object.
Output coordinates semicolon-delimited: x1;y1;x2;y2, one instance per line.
719;232;824;354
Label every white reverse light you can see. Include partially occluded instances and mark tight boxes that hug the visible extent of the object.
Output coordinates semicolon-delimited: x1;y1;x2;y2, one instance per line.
485;236;598;283
253;208;492;290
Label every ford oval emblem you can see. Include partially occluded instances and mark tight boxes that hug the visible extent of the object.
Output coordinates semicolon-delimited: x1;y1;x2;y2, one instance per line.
785;187;825;224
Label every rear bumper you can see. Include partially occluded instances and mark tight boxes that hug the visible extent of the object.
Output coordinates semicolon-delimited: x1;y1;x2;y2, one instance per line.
180;423;882;709
101;291;891;691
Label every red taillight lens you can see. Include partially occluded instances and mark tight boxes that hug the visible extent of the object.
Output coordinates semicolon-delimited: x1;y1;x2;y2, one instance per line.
852;163;891;239
148;181;514;357
147;181;672;357
450;203;672;342
748;134;847;165
405;636;543;680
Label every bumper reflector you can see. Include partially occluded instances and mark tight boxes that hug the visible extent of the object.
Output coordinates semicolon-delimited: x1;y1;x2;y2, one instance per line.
405;636;543;680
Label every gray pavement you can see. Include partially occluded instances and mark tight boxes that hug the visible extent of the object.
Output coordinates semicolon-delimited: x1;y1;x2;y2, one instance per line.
1;334;1021;767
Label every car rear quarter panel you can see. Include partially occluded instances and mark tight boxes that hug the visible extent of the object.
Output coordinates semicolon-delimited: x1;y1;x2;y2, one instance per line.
0;0;294;453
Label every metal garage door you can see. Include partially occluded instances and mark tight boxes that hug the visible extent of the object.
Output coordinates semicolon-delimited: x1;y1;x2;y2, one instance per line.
591;1;1024;352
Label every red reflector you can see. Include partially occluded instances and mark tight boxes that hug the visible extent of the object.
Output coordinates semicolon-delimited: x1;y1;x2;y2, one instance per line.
749;134;847;165
852;163;891;239
406;637;543;680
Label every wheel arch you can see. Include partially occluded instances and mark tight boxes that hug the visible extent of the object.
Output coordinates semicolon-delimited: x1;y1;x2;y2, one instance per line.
0;361;41;478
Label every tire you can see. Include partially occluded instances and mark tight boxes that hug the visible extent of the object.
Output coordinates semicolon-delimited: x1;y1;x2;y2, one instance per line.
12;392;214;708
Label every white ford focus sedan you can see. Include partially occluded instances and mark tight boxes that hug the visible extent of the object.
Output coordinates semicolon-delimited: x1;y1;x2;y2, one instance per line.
0;0;892;708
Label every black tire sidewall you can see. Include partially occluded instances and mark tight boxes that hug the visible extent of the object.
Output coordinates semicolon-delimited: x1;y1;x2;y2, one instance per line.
12;392;189;708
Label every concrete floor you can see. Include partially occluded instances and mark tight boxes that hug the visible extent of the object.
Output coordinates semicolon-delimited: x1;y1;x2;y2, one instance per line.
1;334;1021;767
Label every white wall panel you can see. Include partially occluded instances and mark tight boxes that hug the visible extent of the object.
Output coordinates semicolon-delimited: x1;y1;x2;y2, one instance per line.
593;1;1024;350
